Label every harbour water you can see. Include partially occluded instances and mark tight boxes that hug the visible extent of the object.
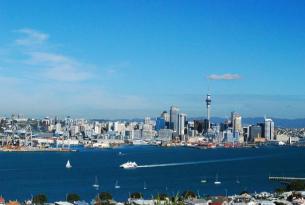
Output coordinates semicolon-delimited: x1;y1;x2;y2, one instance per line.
0;146;304;201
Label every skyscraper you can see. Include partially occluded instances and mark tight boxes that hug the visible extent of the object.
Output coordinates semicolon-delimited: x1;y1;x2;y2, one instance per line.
205;94;211;129
264;118;274;141
161;111;170;122
155;117;165;131
178;113;187;136
170;106;179;132
231;112;242;133
249;125;262;142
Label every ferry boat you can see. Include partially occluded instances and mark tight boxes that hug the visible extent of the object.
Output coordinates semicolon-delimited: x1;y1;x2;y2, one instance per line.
120;161;138;169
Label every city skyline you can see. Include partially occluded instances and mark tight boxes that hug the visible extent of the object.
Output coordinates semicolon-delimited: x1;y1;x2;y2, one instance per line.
1;0;305;118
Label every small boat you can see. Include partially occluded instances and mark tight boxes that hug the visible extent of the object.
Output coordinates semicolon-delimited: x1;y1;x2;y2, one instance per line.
201;177;207;183
93;176;100;190
66;160;72;169
120;162;138;169
236;176;240;184
143;181;147;190
214;174;221;185
118;152;126;156
115;180;120;189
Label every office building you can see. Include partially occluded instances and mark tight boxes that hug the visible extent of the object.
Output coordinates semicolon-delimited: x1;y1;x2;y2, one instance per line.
170;106;179;132
178;113;187;136
161;111;170;122
249;125;262;142
155;117;165;131
264;118;275;141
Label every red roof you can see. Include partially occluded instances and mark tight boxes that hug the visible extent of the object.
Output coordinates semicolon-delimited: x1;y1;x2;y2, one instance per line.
0;196;5;203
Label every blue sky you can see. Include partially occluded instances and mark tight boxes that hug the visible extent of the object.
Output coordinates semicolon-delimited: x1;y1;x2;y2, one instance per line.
0;0;305;119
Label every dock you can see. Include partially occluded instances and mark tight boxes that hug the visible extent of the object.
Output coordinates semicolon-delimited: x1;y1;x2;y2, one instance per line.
269;176;305;182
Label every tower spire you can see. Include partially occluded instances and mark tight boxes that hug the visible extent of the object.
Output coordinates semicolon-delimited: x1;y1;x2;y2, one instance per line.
205;93;211;129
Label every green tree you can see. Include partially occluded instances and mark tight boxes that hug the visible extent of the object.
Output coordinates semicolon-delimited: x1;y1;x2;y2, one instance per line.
33;194;48;205
275;188;286;194
99;192;112;201
181;191;197;199
67;193;80;203
286;181;305;191
240;191;249;195
130;192;142;199
154;193;168;201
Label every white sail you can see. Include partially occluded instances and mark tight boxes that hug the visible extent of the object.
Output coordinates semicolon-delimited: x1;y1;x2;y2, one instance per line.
66;160;72;169
93;176;100;190
214;174;221;185
143;181;147;190
115;180;120;189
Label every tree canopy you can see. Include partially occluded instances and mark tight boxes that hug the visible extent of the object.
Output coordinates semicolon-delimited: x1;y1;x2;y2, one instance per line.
33;194;47;205
130;192;142;199
67;193;80;203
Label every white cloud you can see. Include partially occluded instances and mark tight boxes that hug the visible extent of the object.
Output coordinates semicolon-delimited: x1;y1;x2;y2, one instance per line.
44;64;93;82
208;73;241;80
0;28;152;117
15;28;49;46
13;27;95;82
25;51;93;82
0;76;20;84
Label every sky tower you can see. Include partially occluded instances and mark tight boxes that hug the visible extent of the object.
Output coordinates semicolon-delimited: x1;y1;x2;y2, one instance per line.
206;93;211;129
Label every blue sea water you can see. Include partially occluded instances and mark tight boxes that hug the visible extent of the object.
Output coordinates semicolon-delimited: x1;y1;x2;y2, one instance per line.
0;146;304;202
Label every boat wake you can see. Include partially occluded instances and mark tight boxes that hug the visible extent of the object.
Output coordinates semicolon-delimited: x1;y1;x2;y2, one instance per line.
137;155;269;168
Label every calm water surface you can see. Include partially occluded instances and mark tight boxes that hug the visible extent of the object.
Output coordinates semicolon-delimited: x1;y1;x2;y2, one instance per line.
0;146;304;201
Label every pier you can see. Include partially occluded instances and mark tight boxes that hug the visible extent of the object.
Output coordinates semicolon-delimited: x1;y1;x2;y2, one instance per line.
269;176;305;182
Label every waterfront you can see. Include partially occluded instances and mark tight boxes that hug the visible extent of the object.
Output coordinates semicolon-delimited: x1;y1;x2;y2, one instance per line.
0;146;304;202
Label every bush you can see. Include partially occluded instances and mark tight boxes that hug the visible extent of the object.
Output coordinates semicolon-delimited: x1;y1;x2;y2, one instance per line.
240;191;249;195
275;188;286;194
99;192;112;201
286;181;305;191
33;194;47;205
181;191;197;199
130;192;142;199
67;193;80;203
154;193;168;201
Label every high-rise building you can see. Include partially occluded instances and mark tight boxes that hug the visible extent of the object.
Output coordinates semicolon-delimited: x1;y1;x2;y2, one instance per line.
205;94;212;129
155;117;165;131
231;112;243;142
144;117;151;125
170;106;179;132
161;111;170;129
158;129;174;142
161;111;170;122
194;120;205;134
264;118;274;141
231;112;242;132
178;113;187;136
249;125;262;142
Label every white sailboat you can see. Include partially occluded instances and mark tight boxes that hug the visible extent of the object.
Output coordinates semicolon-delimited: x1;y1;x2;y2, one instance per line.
93;176;100;190
214;174;221;185
66;160;72;169
236;176;240;184
115;180;120;189
143;181;147;190
201;176;207;183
